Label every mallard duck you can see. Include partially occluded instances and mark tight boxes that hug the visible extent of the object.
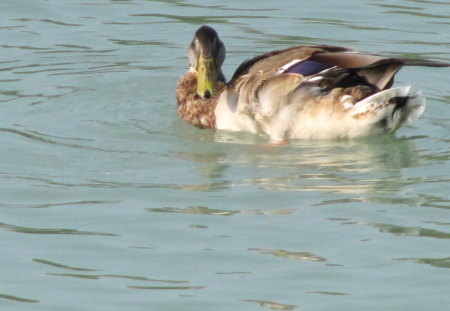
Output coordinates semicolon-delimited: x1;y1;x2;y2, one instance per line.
176;25;448;141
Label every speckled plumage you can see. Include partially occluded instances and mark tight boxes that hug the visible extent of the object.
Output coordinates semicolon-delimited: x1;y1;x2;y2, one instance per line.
176;71;222;129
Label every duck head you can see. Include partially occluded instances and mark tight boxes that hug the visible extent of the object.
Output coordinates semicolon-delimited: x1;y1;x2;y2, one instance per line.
189;25;226;99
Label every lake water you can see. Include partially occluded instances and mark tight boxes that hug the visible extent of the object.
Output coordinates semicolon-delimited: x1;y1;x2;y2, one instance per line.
1;0;449;310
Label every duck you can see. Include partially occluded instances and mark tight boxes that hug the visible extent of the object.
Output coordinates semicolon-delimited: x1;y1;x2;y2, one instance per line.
176;25;449;141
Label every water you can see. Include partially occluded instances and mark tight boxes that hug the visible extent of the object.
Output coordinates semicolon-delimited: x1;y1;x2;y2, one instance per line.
1;0;449;310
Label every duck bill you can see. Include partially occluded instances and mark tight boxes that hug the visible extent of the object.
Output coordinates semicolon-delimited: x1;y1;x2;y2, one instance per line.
196;55;217;99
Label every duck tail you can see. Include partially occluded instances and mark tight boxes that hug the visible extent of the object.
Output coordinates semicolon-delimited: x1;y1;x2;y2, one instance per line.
350;86;425;133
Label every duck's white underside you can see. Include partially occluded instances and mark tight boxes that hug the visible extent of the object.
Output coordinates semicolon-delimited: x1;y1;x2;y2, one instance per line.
215;85;425;141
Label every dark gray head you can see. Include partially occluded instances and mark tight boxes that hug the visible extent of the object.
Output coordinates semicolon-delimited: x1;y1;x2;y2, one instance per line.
188;25;226;98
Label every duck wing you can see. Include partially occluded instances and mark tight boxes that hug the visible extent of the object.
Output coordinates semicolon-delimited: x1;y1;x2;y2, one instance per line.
226;48;404;116
231;45;449;88
231;45;353;80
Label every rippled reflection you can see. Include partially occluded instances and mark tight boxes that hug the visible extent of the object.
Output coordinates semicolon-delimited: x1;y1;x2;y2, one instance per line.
47;273;188;284
249;248;327;262
306;291;349;296
147;205;294;216
395;257;450;269
243;299;297;310
148;205;238;216
33;258;101;272
0;293;39;304
219;135;420;172
0;200;118;209
175;133;423;197
215;271;252;275
128;285;205;290
0;170;231;191
0;221;118;236
34;257;193;288
335;220;450;240
369;222;450;239
0;127;93;149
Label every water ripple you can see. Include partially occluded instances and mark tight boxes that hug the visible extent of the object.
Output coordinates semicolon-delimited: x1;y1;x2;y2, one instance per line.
0;200;120;209
0;44;50;51
338;221;450;239
0;127;93;148
34;257;191;287
0;221;118;236
148;205;238;216
394;256;450;269
248;248;327;262
381;9;450;19
369;222;450;239
147;205;294;216
131;13;269;25
0;127;147;154
243;299;297;310
0;172;231;191
149;0;277;12
48;273;188;284
306;291;350;296
35;48;117;55
33;258;101;272
128;285;204;290
0;293;39;304
37;19;82;27
108;38;173;47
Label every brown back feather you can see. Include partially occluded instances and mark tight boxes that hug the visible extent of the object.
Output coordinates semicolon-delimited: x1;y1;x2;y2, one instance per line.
231;45;353;81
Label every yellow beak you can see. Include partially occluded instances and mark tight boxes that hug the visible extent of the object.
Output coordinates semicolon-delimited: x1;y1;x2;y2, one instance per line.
196;56;217;99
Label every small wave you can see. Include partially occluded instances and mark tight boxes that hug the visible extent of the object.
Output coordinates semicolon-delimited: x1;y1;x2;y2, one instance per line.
0;221;118;236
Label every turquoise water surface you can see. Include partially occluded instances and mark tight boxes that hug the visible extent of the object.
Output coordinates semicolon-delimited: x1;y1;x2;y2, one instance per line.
1;0;449;310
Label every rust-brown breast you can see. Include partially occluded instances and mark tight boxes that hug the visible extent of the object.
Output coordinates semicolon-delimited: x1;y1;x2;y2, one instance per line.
176;71;220;129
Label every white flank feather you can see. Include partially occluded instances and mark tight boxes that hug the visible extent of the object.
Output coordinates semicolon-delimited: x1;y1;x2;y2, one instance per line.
350;86;425;132
351;86;411;117
215;83;426;141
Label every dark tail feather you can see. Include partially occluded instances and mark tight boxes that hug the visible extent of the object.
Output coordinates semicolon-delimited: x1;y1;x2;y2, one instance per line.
357;59;404;90
353;57;449;90
400;58;450;67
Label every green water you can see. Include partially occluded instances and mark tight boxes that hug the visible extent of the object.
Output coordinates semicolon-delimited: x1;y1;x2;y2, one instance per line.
1;0;449;310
